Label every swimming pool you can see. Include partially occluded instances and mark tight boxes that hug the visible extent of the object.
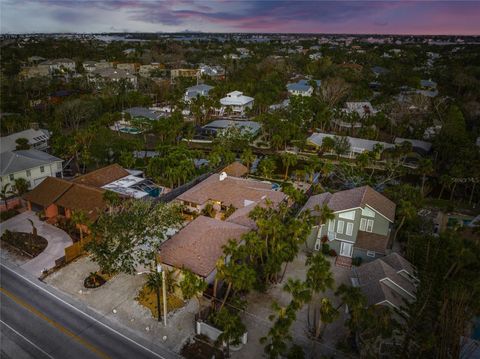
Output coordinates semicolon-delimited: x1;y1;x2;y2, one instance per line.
119;127;142;135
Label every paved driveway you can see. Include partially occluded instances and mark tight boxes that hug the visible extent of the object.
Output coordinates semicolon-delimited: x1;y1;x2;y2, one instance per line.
0;211;72;277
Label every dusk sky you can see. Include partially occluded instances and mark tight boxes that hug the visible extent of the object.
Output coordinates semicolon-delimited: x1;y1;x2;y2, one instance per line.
1;1;480;35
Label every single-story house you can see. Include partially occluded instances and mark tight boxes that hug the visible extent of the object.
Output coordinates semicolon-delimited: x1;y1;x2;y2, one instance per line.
286;79;321;97
201;119;261;138
184;84;214;103
353;253;416;310
123;107;162;121
0;128;51;153
394;137;432;156
159;215;250;284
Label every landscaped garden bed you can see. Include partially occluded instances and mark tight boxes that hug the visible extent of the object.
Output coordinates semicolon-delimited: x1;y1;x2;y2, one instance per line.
0;229;47;257
136;284;184;318
181;335;225;359
84;271;108;288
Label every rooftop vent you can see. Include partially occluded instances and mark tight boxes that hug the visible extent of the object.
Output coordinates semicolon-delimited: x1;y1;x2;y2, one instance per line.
219;172;228;181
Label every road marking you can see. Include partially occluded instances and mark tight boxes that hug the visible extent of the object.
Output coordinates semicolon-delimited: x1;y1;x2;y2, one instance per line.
0;263;172;359
1;287;110;359
0;319;56;359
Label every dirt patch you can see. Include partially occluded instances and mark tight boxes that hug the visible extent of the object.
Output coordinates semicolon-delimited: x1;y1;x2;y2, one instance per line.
1;230;48;257
136;284;184;318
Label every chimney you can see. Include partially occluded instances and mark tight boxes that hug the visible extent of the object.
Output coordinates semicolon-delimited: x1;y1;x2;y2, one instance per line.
219;172;227;181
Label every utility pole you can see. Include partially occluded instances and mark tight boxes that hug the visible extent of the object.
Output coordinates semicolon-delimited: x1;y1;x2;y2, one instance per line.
154;258;161;322
161;265;167;327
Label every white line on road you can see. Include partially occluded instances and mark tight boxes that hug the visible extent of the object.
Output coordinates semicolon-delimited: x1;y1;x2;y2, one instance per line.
0;263;176;359
1;319;56;359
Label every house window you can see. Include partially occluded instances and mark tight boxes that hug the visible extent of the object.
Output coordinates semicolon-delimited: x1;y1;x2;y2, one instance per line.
339;210;356;220
367;250;376;257
366;219;374;232
346;222;354;236
362;207;376;217
9;174;14;181
26;170;31;177
328;219;335;232
337;220;344;234
360;218;367;231
40;166;45;173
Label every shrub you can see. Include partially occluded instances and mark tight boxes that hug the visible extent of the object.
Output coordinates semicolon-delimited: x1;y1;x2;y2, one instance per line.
352;257;363;266
329;249;337;257
321;242;330;255
321;235;329;244
0;209;18;222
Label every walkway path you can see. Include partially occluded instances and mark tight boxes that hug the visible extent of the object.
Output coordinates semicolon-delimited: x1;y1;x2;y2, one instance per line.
0;211;72;277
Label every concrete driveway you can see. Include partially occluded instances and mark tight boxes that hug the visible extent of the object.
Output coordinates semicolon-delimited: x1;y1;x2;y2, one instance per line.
0;211;72;277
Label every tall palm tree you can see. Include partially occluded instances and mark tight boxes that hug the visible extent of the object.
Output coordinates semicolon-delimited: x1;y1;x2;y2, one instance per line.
71;210;89;243
281;152;298;180
418;158;434;197
392;199;417;243
305;252;334;338
311;204;335;249
1;184;12;210
240;148;255;173
316;298;339;338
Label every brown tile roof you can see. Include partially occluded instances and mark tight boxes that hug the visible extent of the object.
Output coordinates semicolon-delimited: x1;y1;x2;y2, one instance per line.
300;193;332;215
222;161;248;177
302;186;396;222
354;231;390;254
55;184;106;221
381;253;414;275
23;177;73;207
355;255;416;307
72;164;129;188
177;173;286;209
159;216;250;278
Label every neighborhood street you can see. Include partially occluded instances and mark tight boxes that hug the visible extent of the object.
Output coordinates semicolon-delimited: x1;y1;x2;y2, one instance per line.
0;262;180;359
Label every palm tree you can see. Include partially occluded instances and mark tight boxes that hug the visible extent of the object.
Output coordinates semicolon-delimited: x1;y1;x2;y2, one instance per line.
310;204;335;250
317;298;339;338
71;210;89;243
393;199;417;243
418;158;434;197
281;152;298;180
335;284;366;334
179;268;207;312
240;148;255;173
305;252;335;338
14;178;29;197
1;184;12;210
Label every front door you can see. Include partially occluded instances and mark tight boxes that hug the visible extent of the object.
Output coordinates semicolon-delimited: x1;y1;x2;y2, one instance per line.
340;242;353;257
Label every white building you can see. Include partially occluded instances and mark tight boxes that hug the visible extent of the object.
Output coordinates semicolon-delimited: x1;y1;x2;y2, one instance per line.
0;128;50;153
286;79;321;97
219;91;254;115
0;149;63;189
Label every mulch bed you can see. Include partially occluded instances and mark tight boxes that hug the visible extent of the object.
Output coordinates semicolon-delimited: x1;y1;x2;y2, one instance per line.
181;336;225;359
84;272;107;288
0;230;48;258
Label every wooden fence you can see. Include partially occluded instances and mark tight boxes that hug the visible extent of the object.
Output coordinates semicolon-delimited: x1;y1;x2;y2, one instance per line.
64;236;93;263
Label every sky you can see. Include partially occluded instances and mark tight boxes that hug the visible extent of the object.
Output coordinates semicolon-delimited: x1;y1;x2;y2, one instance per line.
1;1;480;35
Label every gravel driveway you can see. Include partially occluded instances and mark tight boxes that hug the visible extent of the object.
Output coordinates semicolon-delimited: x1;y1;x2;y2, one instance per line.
0;211;72;277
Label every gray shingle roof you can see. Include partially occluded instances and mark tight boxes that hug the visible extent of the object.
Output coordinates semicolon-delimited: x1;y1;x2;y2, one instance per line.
0;150;62;176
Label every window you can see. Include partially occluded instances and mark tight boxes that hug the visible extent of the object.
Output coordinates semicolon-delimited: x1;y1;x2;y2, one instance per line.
339;210;356;220
328;219;335;232
26;170;31;177
314;239;321;251
337;220;344;234
367;250;376;257
362;207;375;217
9;174;14;181
40;166;45;173
360;218;367;231
346;222;354;236
366;219;374;232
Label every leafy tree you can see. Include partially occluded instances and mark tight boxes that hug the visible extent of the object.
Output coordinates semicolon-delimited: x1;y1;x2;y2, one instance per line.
87;199;182;275
15;137;30;150
211;307;246;357
13;178;29;196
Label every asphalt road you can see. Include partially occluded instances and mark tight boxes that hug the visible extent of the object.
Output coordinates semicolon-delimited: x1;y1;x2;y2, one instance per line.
0;263;180;359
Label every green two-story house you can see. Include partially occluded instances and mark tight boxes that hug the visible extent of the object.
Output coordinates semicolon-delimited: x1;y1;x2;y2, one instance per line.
302;186;396;263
